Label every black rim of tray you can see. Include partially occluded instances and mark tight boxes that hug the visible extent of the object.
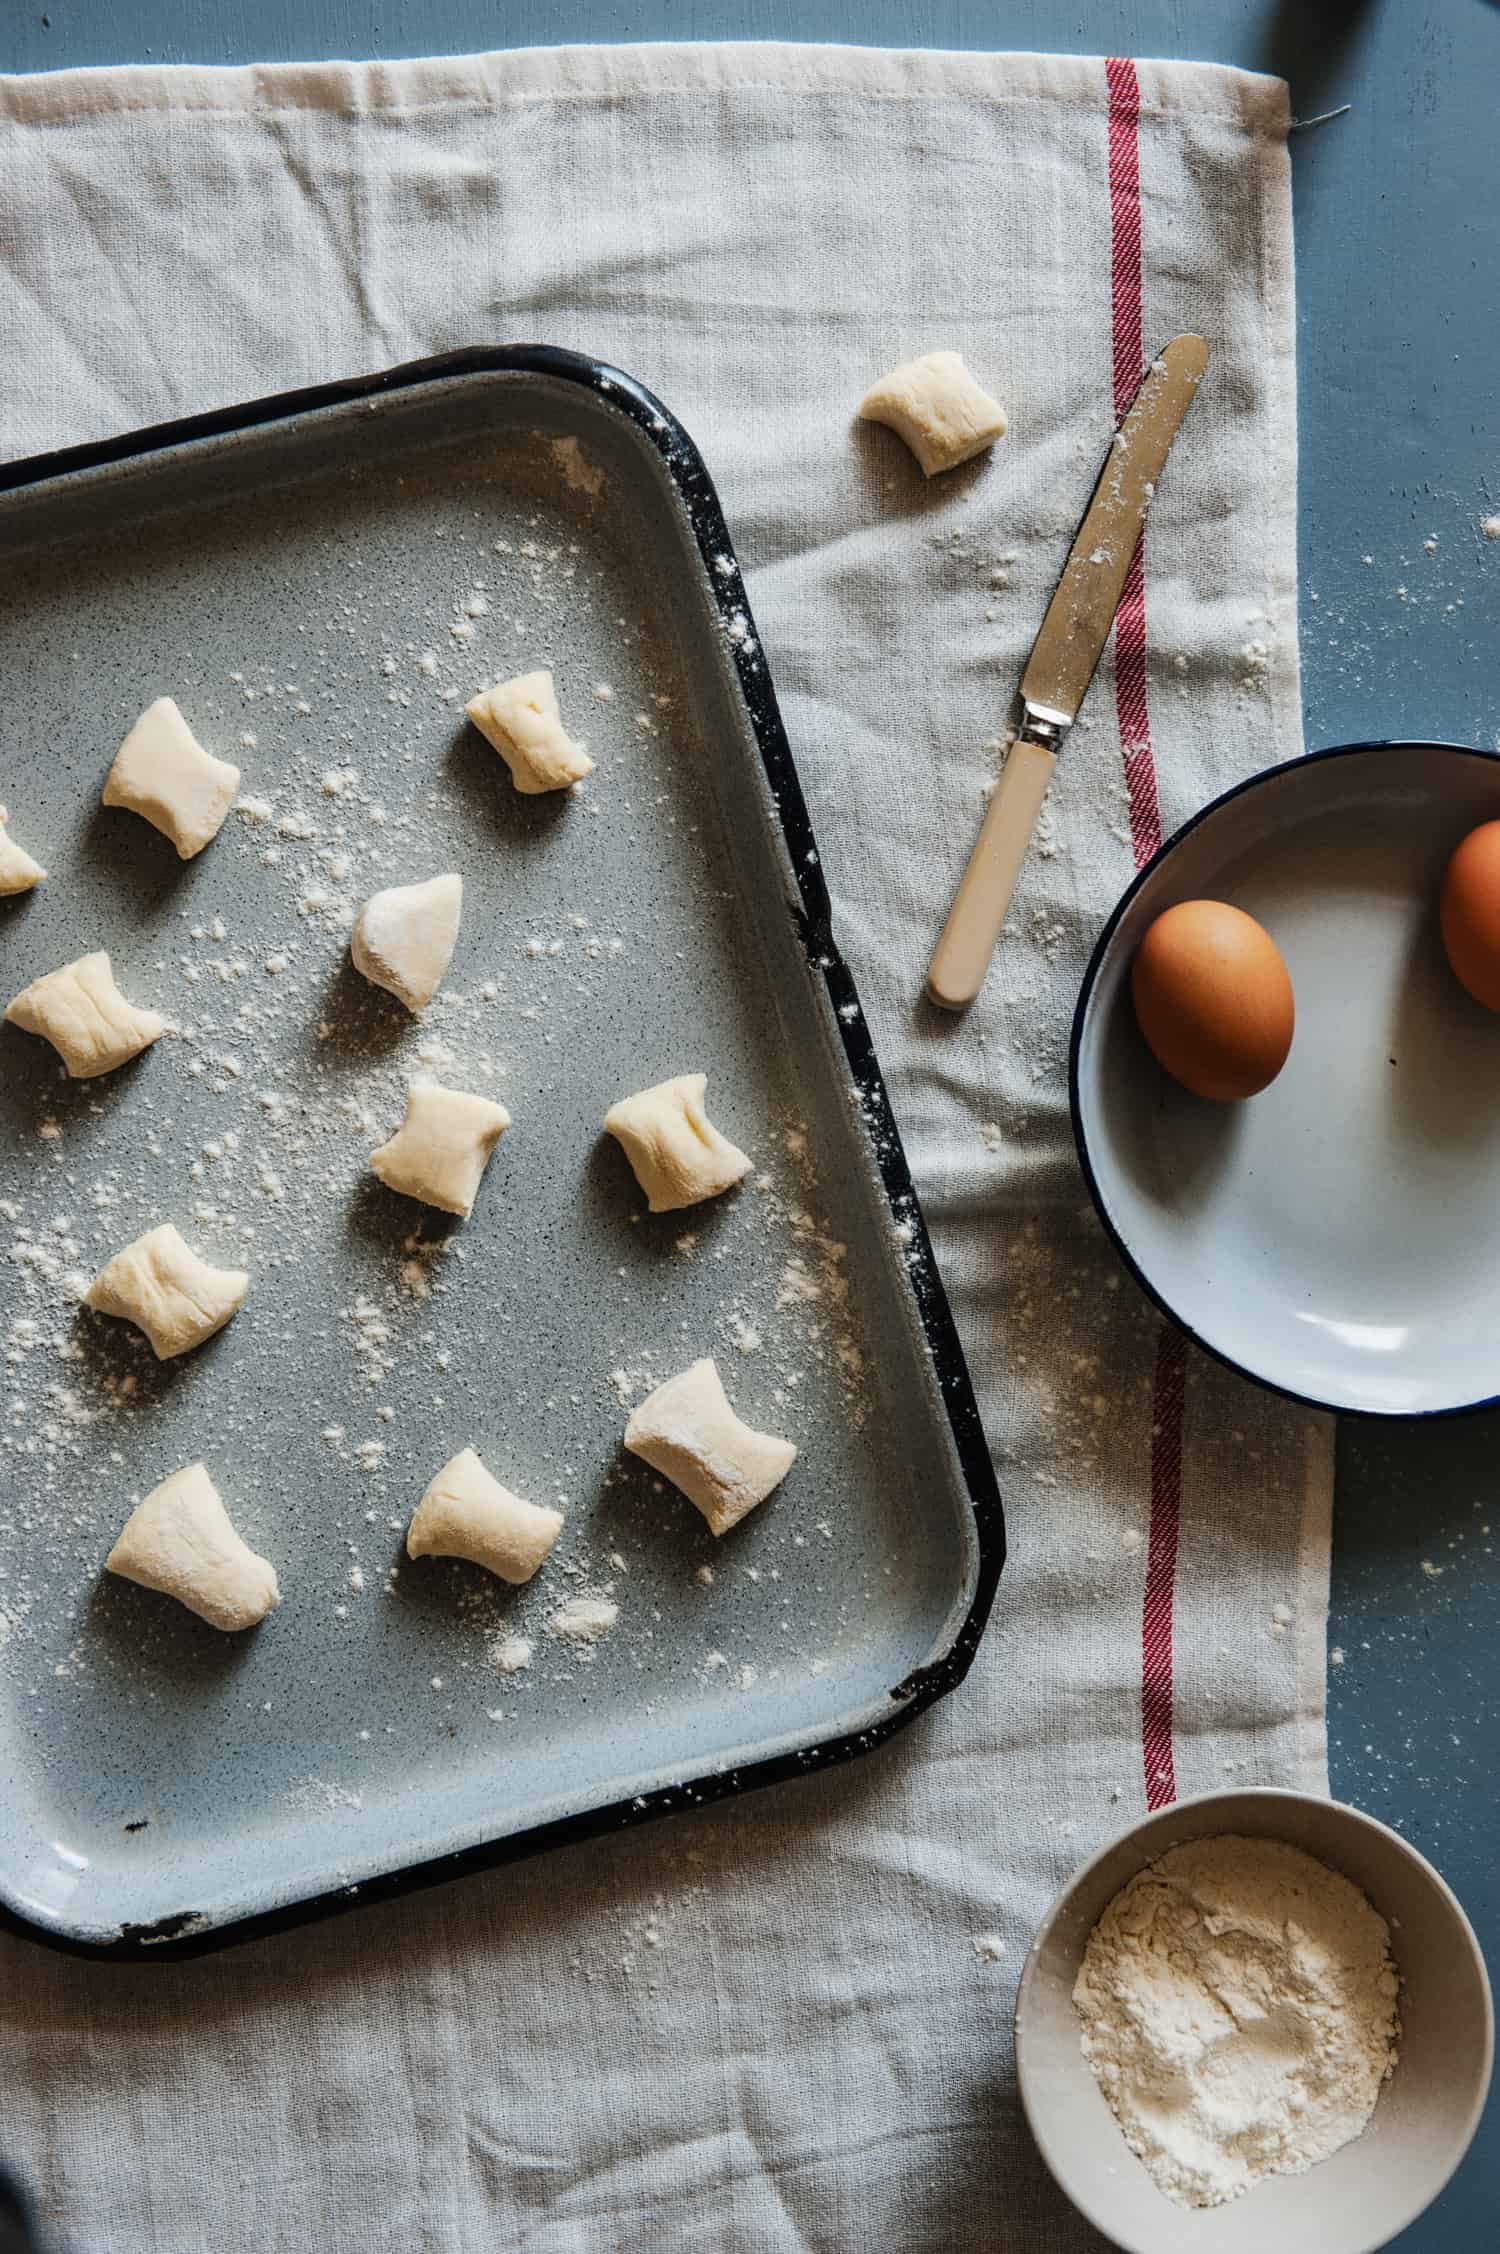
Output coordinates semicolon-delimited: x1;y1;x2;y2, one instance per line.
0;346;1005;1959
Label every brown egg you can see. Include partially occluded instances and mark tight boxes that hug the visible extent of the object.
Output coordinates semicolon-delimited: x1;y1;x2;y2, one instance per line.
1130;900;1295;1101
1441;820;1500;1012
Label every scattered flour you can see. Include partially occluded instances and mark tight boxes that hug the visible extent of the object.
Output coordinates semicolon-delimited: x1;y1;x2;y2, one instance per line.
287;1774;364;1814
550;434;606;499
548;1595;619;1646
776;1258;822;1309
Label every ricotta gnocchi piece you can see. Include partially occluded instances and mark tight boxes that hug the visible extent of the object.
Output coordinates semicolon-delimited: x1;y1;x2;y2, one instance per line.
102;697;240;858
465;670;594;793
106;1462;279;1631
0;806;46;895
407;1448;563;1585
4;950;164;1078
624;1357;797;1536
369;1081;512;1217
350;872;463;1013
85;1223;249;1359
857;350;1008;477
603;1073;751;1213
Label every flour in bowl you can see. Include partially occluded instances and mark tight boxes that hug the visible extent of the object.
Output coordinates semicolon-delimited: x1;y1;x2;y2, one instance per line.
1072;1834;1399;2208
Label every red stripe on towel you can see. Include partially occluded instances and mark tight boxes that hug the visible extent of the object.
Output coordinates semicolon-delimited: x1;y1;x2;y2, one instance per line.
1142;1326;1187;1808
1105;55;1161;870
1108;57;1186;1809
1106;56;1145;424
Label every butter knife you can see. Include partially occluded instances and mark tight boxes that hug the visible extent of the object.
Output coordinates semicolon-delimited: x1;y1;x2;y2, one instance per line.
925;333;1210;1012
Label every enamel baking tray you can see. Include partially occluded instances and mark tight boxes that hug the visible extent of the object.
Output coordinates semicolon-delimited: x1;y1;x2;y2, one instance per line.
0;347;1002;1956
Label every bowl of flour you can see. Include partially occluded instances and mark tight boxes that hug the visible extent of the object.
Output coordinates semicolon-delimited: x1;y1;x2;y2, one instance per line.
1014;1788;1492;2252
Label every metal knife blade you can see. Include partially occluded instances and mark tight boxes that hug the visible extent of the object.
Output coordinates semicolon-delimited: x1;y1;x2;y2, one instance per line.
1019;333;1209;733
925;332;1209;1012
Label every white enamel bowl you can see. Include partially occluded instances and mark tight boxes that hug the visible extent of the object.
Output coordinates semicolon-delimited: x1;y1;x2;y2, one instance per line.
1014;1788;1493;2254
1071;742;1500;1415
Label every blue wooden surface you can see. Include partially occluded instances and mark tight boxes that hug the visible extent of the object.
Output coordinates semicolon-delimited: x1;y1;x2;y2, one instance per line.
5;1;1498;2245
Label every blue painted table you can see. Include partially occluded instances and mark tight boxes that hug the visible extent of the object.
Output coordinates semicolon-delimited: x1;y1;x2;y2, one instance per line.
6;2;1497;2244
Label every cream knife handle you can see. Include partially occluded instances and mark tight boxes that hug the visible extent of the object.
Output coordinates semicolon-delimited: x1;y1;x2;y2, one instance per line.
925;736;1057;1011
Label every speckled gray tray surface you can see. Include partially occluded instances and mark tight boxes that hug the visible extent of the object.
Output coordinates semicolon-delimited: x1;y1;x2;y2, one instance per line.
0;354;997;1952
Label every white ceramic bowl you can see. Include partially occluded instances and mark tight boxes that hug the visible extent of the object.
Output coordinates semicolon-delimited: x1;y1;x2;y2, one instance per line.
1072;741;1500;1415
1015;1788;1493;2254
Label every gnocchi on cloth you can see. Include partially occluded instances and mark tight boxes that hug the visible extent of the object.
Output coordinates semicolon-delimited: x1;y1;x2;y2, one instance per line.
4;950;164;1078
857;349;1008;477
106;1461;279;1631
624;1357;797;1536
